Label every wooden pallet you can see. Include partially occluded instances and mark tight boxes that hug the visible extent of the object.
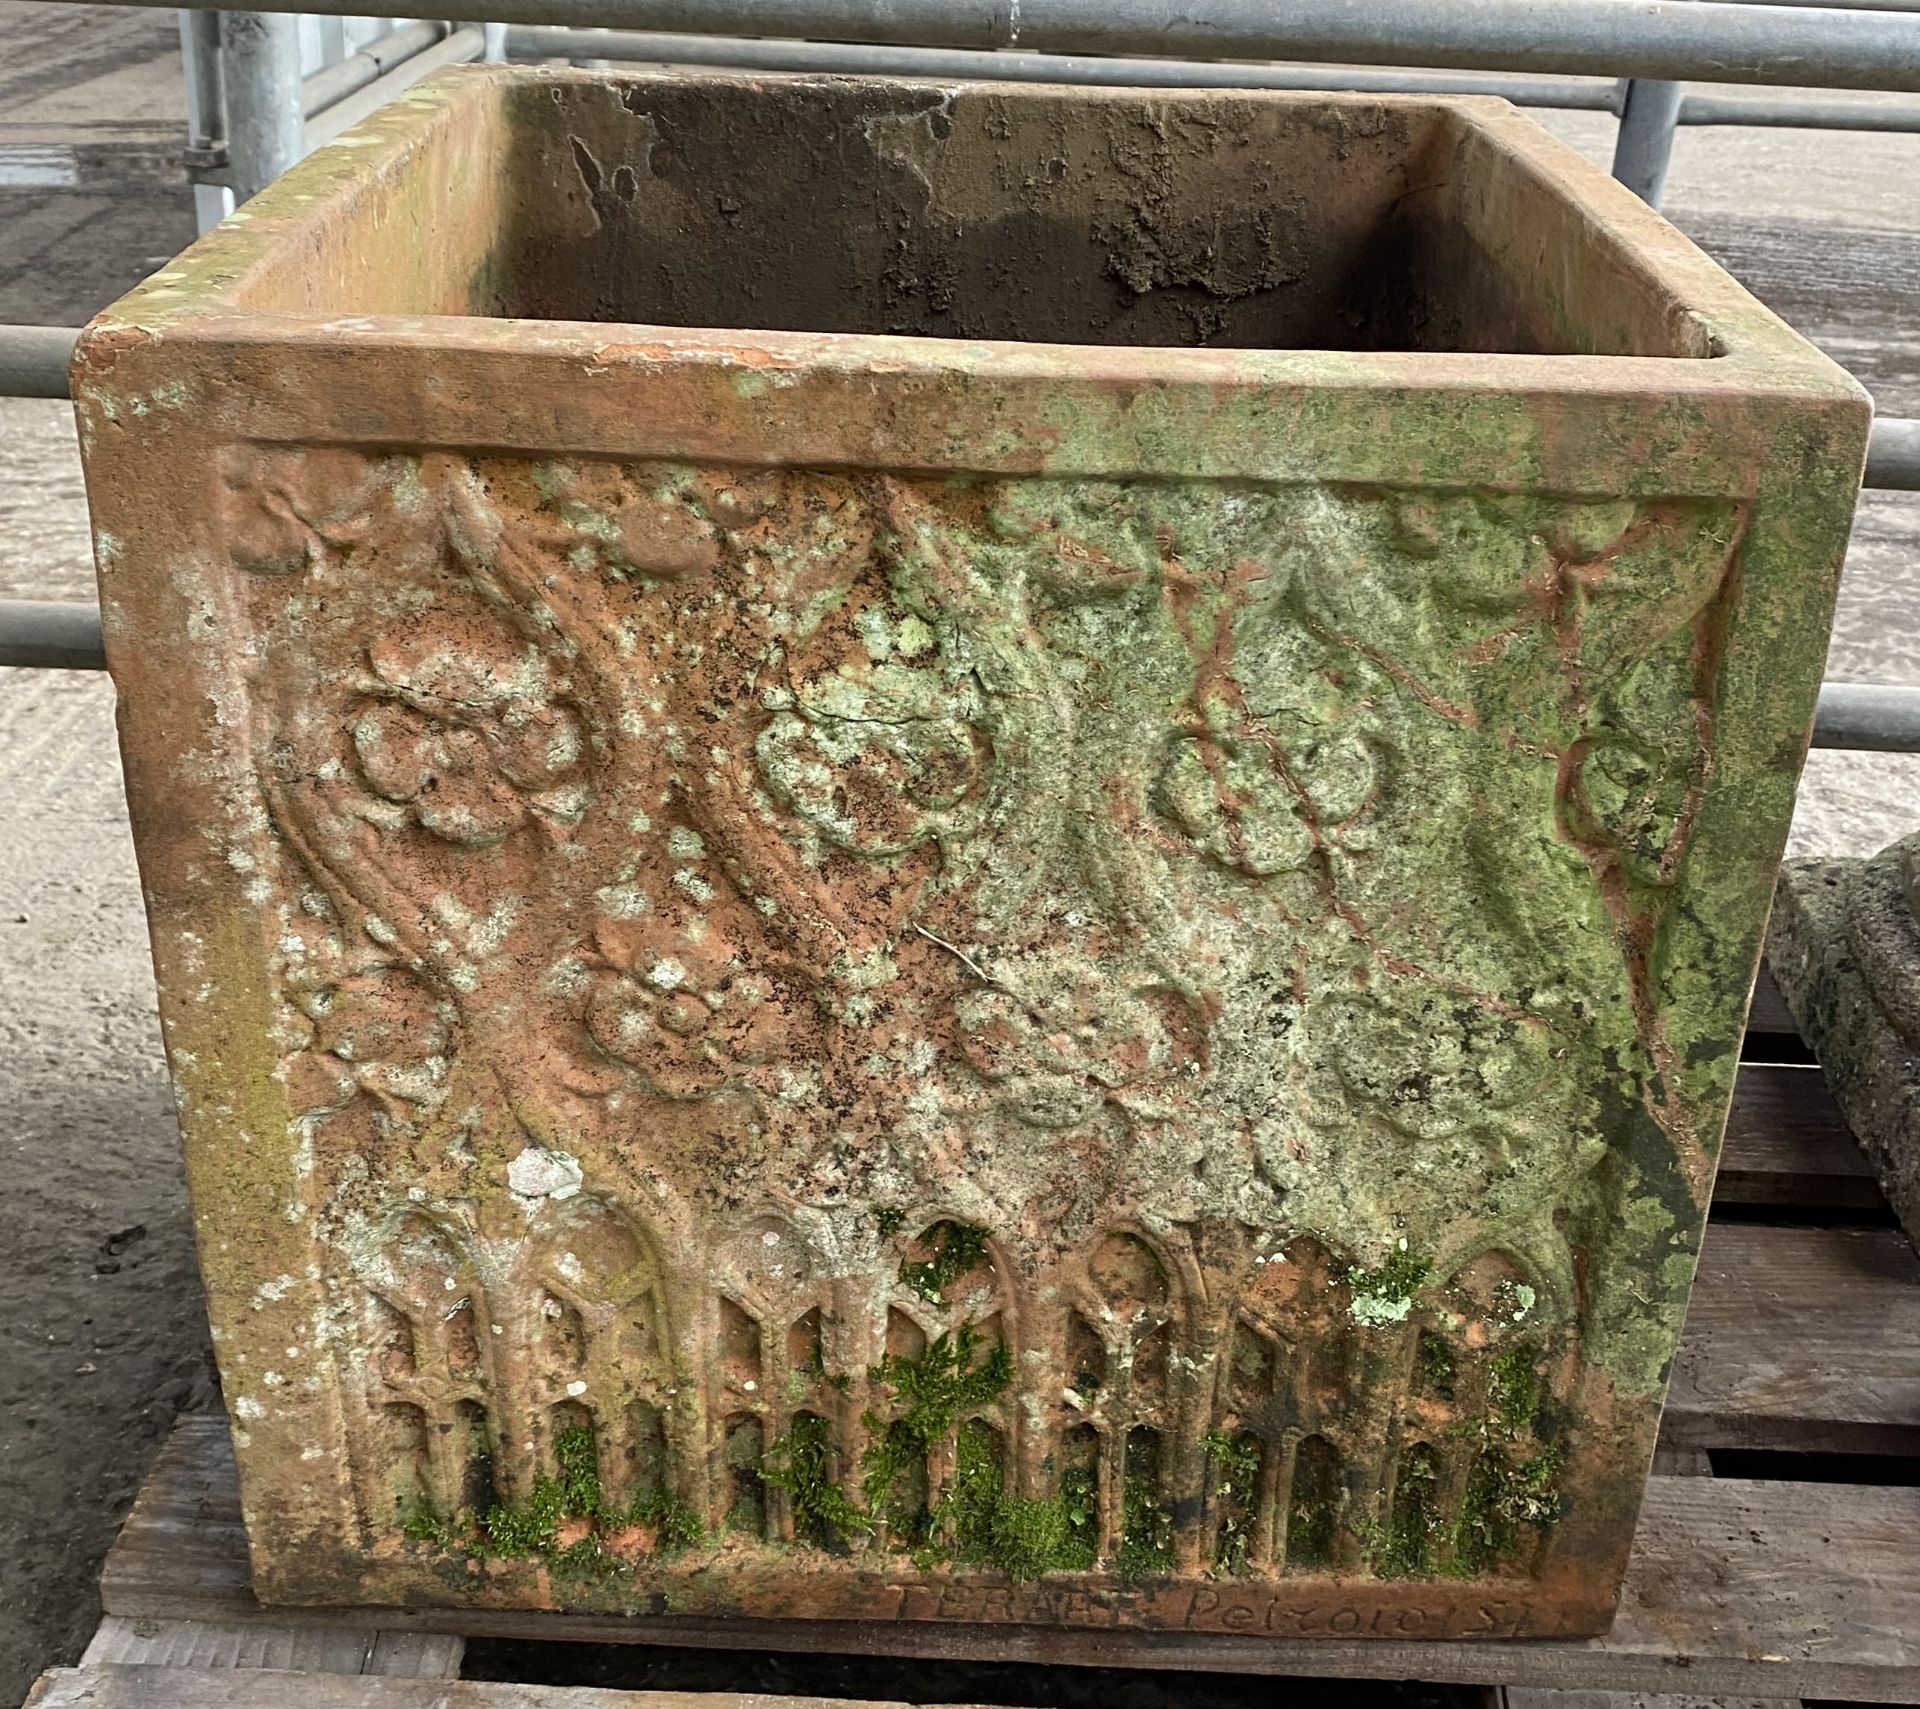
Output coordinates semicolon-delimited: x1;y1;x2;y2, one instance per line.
23;970;1920;1709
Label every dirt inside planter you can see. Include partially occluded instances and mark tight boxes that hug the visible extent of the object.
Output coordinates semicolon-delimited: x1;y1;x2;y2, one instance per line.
240;74;1719;360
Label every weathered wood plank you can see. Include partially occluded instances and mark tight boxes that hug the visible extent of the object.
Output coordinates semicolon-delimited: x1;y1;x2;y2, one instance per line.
1648;1444;1713;1478
367;1630;466;1679
1745;967;1801;1042
1716;1065;1879;1209
98;1417;1920;1702
1681;213;1920;418
1504;1693;1797;1709
1664;1224;1920;1456
26;1665;931;1708
78;1614;462;1679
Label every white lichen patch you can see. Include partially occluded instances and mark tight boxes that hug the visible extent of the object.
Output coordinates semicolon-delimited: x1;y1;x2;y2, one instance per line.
507;1145;583;1204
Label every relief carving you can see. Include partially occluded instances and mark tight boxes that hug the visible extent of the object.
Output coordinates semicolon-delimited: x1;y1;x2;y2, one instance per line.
216;444;1744;1595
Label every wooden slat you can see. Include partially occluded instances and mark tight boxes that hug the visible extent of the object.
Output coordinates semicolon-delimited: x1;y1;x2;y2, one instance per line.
26;1665;932;1708
1649;1444;1713;1478
97;1417;1920;1703
1664;1223;1920;1456
1504;1693;1797;1709
79;1614;461;1679
1716;1065;1880;1209
1745;966;1801;1042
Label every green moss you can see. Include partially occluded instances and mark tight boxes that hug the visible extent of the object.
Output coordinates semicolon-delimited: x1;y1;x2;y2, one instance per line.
1285;1441;1343;1569
897;1219;991;1305
554;1423;603;1518
1448;1443;1564;1575
1117;1474;1175;1583
1417;1332;1456;1398
628;1486;706;1552
943;1417;1097;1579
401;1505;455;1548
1487;1349;1540;1436
761;1411;871;1549
1203;1429;1262;1574
1379;1448;1441;1578
483;1478;565;1556
722;1423;768;1536
1414;1345;1561;1575
401;1421;703;1566
759;1317;1097;1580
861;1319;1011;1528
872;1206;906;1238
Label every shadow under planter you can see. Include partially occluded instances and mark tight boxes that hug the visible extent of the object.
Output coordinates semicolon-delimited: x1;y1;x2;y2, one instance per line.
69;67;1867;1642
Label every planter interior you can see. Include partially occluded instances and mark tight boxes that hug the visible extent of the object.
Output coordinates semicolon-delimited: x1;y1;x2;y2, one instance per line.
72;67;1865;1647
239;73;1713;359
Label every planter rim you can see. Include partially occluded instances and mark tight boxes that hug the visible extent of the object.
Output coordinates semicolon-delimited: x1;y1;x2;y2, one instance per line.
78;65;1864;418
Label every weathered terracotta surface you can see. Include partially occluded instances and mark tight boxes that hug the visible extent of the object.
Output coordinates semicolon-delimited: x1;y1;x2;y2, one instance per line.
1770;839;1920;1242
72;69;1867;1640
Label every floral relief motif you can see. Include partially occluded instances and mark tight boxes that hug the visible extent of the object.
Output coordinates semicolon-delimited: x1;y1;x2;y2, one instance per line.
351;624;589;846
217;444;398;577
1157;725;1381;878
283;964;453;1119
752;604;996;864
577;915;823;1103
537;459;728;583
952;957;1208;1129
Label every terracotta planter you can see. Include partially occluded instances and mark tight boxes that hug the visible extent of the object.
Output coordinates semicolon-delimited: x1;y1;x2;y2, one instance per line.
74;67;1866;1640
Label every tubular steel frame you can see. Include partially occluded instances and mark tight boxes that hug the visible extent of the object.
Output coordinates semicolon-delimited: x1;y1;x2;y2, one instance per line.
2;0;1919;753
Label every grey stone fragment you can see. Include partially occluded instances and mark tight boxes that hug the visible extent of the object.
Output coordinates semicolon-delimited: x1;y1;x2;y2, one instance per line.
1768;836;1920;1244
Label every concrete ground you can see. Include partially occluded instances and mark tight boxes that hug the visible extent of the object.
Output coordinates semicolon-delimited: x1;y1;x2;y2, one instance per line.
0;9;1916;1702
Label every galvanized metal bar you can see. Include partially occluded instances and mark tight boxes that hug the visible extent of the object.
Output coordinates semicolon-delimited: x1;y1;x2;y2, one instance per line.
503;27;1627;104
0;327;76;400
1680;90;1920;127
508;28;1920;131
223;10;307;203
179;10;228;149
1612;76;1687;204
0;603;108;671
1810;683;1920;753
305;24;488;145
302;19;450;117
42;0;1920;93
1866;417;1920;490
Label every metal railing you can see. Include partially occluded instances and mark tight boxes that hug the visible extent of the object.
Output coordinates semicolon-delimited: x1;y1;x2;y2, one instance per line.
57;0;1920;89
3;0;1920;753
500;28;1920;132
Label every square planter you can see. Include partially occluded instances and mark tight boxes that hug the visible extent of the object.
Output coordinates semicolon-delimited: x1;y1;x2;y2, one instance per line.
74;67;1866;1641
